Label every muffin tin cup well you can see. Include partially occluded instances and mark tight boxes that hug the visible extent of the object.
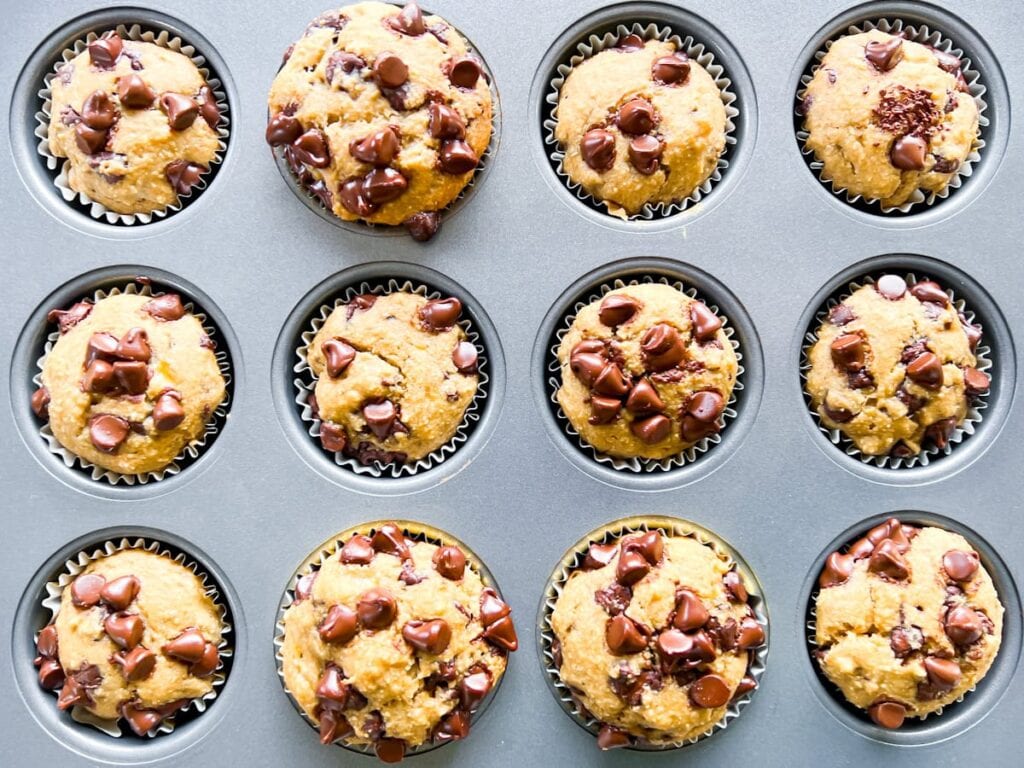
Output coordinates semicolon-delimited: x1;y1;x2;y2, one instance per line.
273;520;512;760
536;515;769;752
800;511;1022;747
36;20;231;226
269;3;501;239
38;536;233;738
543;19;738;222
31;280;233;486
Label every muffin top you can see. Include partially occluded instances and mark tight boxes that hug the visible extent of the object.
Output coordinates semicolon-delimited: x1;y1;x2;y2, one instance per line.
815;519;1003;727
556;283;738;461
554;35;726;217
280;523;516;762
802;30;979;208
267;1;492;240
47;31;221;215
36;292;226;476
805;276;988;457
549;527;762;748
307;291;478;466
35;549;223;736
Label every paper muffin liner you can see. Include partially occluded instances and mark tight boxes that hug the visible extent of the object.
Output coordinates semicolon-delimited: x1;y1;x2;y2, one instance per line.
801;273;991;469
293;278;488;477
33;280;233;485
543;22;739;221
270;16;498;236
36;23;230;225
548;275;744;473
538;515;768;750
796;18;987;214
273;520;508;757
38;536;233;738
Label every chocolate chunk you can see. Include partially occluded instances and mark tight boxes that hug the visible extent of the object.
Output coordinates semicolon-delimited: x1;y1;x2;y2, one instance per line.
88;32;123;68
481;615;518;651
197;85;219;129
819;552;854;588
630;413;671;444
113;361;149;395
479;588;512;626
165;160;206;195
104;612;144;649
143;293;185;321
623;531;663;565
266;113;303;146
865;38;903;71
433;545;466;580
319;604;359;644
652;52;690;85
341;534;375;564
625;378;664;415
322;339;356;377
733;675;757;699
829;304;856;325
891;134;928;171
82;360;115;393
316;664;350;710
374;52;408;88
81;90;116;130
350;126;401;165
869;700;906;729
438;139;479;174
909;280;949;307
963;367;990;396
673;589;709;631
388;2;425;35
605;614;647;655
944;605;983;646
869;539;910;581
906;351;943;389
325;50;365;83
49;301;92;333
830;333;866;371
642;323;685;371
924;656;961;691
317;708;353;745
875;274;907;300
162;628;207;663
292;129;331;168
823;403;855;423
405;211;440;241
31;386;51;419
111;646;156;682
583;543;617;570
452;341;478;375
594;583;632;616
375;738;406;764
319;422;347;453
364;167;408;204
943;550;979;582
357;588;397;629
689;673;730;708
931;47;962;73
932;155;960;174
363;400;401;440
420;297;462;330
598;294;640;327
433;710;471;743
160;93;199;131
580;129;615;172
449;56;482;89
690;301;722;342
428;103;466;140
89;414;130;453
615;548;650;585
890;625;924;657
75;122;108;154
71;573;106;608
403;619;451;654
627;134;663;175
926;417;957;450
617;98;656;135
597;724;631;750
116;74;154;109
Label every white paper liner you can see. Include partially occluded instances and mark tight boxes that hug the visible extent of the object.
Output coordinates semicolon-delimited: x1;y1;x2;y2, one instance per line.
801;273;990;469
273;520;507;757
796;18;987;214
539;516;768;750
543;22;739;221
39;537;232;738
36;23;231;225
33;281;233;485
293;278;488;477
548;275;744;473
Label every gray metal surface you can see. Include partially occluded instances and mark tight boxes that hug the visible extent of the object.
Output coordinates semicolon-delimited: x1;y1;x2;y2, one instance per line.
1;0;1022;765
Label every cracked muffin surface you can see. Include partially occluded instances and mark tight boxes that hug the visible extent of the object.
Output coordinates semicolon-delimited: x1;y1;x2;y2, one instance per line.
802;30;979;208
815;519;1003;728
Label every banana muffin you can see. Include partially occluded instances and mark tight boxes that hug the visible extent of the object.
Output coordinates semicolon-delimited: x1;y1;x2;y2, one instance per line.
556;283;738;461
549;526;763;748
280;523;517;763
267;1;492;240
801;30;979;208
815;518;1003;728
34;548;223;736
805;275;988;458
554;34;727;217
33;291;226;476
47;30;221;215
306;291;478;467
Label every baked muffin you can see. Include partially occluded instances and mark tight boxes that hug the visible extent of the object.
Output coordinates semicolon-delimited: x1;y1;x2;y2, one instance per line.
554;34;726;217
266;1;492;241
549;526;763;748
814;518;1003;728
306;291;478;467
47;31;221;215
33;291;226;476
801;30;978;208
280;522;517;763
805;275;988;458
556;283;738;461
34;548;223;736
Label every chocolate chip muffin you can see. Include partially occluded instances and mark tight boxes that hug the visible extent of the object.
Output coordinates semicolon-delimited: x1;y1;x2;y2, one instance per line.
34;291;226;476
549;526;763;749
805;275;988;458
267;1;492;240
554;34;727;217
34;548;224;736
801;30;978;208
279;523;516;763
306;291;478;467
47;31;221;215
556;283;738;461
814;518;1003;728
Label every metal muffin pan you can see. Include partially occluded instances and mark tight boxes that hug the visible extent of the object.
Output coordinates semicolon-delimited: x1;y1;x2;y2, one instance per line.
1;0;1021;765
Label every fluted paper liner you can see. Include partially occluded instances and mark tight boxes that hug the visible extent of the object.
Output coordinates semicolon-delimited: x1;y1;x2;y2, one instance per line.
36;23;230;225
538;516;768;750
39;537;232;738
544;22;739;221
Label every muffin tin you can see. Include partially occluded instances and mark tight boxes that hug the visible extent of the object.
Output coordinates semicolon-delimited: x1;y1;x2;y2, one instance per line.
2;0;1022;765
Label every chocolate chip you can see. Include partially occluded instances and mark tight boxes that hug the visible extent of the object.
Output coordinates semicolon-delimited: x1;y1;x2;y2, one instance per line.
364;167;408;204
433;545;466;580
420;297;462;330
932;155;960;174
479;588;512;626
361;400;400;440
266;113;303;146
931;48;963;74
616;34;644;52
482;615;518;651
819;552;854;588
322;339;356;377
598;294;640;327
197;85;220;129
449;56;482;89
617;98;656;135
375;738;406;764
452;341;477;374
943;550;979;582
374;52;409;88
162;628;207;663
341;534;375;564
37;657;65;690
642;323;685;371
830;333;866;372
160;93;199;131
689;673;731;708
823;403;856;423
909;280;949;307
583;543;617;570
433;710;471;742
945;605;983;646
594;583;632;616
580;129;615;172
143;293;185;321
653;52;690;85
924;656;962;691
116;74;154;109
402;619;452;655
113;361;149;395
876;274;907;300
890;625;924;657
597;724;631;750
31;386;50;419
388;1;425;35
111;646;156;682
869;700;906;729
963;367;990;396
673;589;709;631
733;675;757;700
438;139;479;174
405;211;440;241
88;32;123;68
428;103;466;140
615;548;651;585
320;422;347;453
357;588;397;629
865;38;903;71
630;413;671;444
338;177;374;216
319;604;359;644
592;363;630;398
325;50;365;83
569;350;605;387
829;304;856;325
81;90;116;130
891;134;928;170
75;122;107;154
605;614;647;655
690;301;722;342
104;612;144;649
868;539;910;581
687;390;725;424
292;129;331;168
350;126;401;165
624;531;663;565
49;301;92;333
71;573;106;608
723;570;748;602
624;378;664;416
120;703;164;736
906;351;943;389
101;575;140;610
89;414;130;453
459;670;492;710
585;395;620;425
115;328;151;362
372;523;411;559
926;417;957;450
165;160;206;195
625;134;663;175
316;664;350;709
35;624;59;660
